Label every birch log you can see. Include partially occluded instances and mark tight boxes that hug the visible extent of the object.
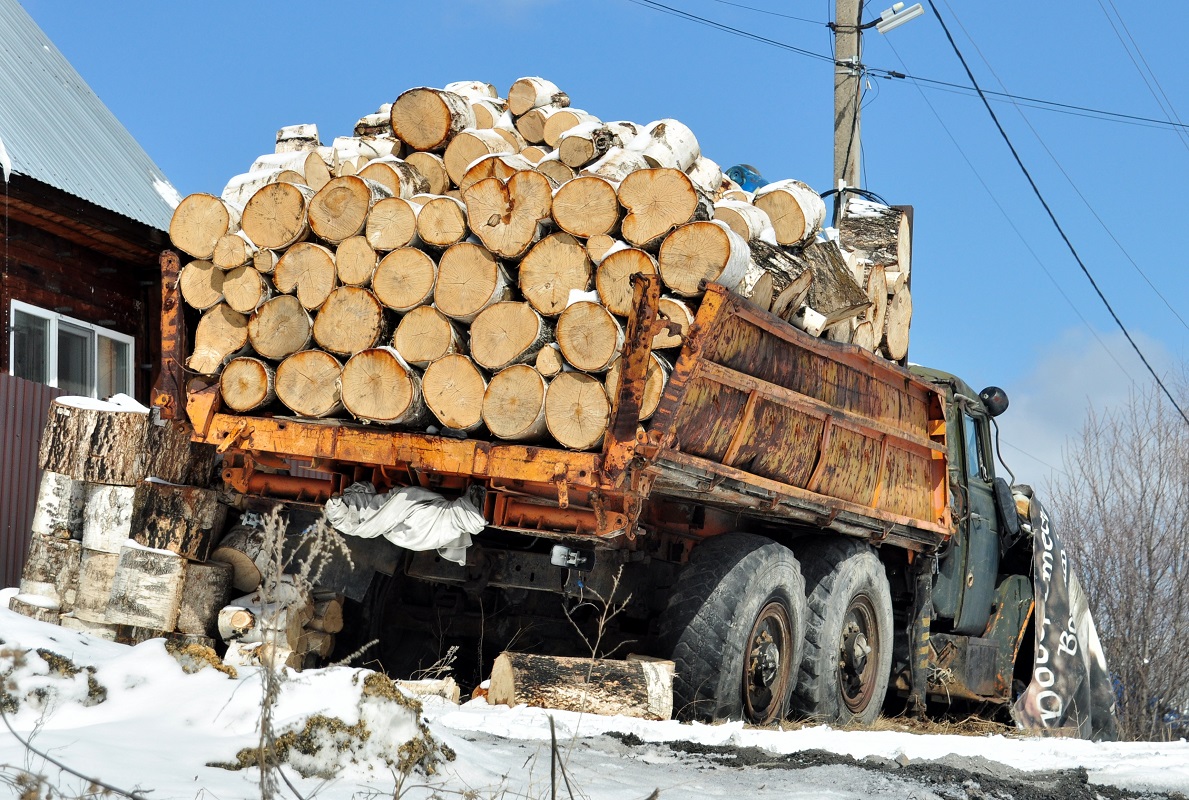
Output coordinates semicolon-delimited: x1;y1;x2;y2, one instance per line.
618;168;707;250
189;304;248;375
551;176;620;239
74;549;119;623
312;286;387;357
517;233;592;316
463;171;554;260
483;365;549;442
657;220;749;296
31;471;84;539
488;652;674;720
104;546;187;631
247;295;313;361
638;119;700;172
19;534;81;612
653;296;695;350
179;260;224;311
275;350;344;419
422;353;487;432
507;77;569;116
545;372;611;450
470;302;553;371
222;266;271;314
404;152;450;195
309;176;393;244
340;347;427;426
434;243;513;323
357;156;429;199
81;483;135;553
241;182;315;250
274;242;337;310
415;196;469;248
752;179;826;247
365;197;421;252
372;248;437;312
212;231;257;271
220;357;276;412
170;193;241;260
595;248;658;317
390;87;476;152
443;129;516;186
335;236;378;287
556;301;624;373
606;353;671;421
393;306;467;368
209;525;268;593
130;482;227;562
882;286;912;362
177;560;234;637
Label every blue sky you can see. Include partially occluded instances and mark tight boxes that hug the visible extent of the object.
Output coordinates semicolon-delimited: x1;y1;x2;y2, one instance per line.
18;0;1189;483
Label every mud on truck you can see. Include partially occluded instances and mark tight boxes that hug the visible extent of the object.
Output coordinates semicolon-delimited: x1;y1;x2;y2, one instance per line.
155;250;1116;738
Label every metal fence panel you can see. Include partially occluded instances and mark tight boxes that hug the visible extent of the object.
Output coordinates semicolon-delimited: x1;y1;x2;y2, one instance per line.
0;374;64;588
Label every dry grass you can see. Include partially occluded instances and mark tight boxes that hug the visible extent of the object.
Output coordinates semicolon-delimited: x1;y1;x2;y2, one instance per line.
761;713;1016;738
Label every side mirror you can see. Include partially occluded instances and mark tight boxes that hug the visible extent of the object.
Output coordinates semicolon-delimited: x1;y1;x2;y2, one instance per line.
979;386;1009;417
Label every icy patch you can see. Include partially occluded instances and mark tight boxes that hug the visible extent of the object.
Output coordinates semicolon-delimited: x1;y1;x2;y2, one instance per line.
153;176;182;209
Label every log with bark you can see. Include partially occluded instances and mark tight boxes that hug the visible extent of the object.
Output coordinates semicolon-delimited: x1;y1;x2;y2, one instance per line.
517;232;592;316
618;168;707;250
881;286;912;362
274;242;338;311
415;195;469;248
752;179;826;247
443;129;517;186
404;151;450;195
8;594;59;623
556;301;624;373
657;220;749;297
507;77;569;117
652;296;695;350
209;524;268;592
422;353;487;432
80;483;135;554
247;295;313;361
838;199;911;280
595;247;660;316
177;560;234;637
551;176;620;239
390;87;476;152
73;549;120;623
179;259;225;311
606;353;671;422
799;239;871;330
221;266;271;314
39;399;149;486
312;286;387;357
470;302;553;371
308;176;393;244
241;182;315;250
638;118;700;172
463;171;554;260
189;304;249;374
170;193;242;261
19;534;81;613
434;242;513;323
340;347;427;426
357;156;429;199
130;481;227;562
372;247;437;312
483;365;549;442
104;545;187;631
365;197;421;252
393;306;467;368
488;652;674;720
545;371;611;450
274;350;344;418
30;471;84;539
213;231;258;271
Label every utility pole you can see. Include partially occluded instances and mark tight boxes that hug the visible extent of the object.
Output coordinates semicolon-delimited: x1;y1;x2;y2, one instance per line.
834;0;863;193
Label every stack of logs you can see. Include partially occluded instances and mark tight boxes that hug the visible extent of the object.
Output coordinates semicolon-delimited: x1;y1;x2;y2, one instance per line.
211;525;344;670
8;398;339;671
170;77;912;452
9;397;227;647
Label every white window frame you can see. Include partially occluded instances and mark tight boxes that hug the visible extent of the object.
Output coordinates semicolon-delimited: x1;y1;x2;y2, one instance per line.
10;299;135;398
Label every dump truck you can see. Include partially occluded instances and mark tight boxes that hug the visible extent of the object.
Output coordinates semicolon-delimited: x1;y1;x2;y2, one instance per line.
153;249;1114;736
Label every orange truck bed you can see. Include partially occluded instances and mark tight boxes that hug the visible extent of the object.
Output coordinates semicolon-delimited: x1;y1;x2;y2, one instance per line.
156;253;951;555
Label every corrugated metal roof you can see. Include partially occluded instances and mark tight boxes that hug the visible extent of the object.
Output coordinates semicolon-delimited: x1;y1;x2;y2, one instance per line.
0;0;179;231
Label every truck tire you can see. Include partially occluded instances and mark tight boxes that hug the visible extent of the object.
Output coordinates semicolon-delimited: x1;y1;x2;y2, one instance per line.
791;538;893;725
657;533;806;724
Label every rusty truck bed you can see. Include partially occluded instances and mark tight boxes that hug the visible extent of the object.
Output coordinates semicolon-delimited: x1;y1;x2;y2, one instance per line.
155;253;951;555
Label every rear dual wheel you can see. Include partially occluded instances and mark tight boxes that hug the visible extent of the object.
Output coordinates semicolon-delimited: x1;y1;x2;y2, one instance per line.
658;533;806;724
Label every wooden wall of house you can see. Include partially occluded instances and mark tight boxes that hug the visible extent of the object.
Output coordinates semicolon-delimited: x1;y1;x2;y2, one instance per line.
1;215;155;401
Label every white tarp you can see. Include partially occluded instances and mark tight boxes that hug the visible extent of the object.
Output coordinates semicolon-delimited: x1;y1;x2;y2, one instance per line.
324;482;485;565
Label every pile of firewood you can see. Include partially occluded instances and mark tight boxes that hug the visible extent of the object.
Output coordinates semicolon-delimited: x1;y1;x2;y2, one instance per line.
169;77;912;451
9;397;227;647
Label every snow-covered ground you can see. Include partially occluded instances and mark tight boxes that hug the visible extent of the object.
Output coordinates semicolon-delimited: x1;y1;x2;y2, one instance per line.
1;587;1186;800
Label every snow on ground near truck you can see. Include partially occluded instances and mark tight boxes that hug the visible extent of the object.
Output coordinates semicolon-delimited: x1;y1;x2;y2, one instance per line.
1;588;1186;800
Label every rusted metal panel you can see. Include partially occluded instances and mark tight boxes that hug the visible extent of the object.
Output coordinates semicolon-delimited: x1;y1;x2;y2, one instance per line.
0;374;65;588
152;251;186;421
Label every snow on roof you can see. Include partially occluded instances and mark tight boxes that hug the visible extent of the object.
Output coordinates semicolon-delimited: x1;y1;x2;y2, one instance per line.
0;0;178;231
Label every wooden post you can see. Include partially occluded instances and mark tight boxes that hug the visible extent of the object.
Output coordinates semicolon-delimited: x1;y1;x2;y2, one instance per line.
834;0;863;194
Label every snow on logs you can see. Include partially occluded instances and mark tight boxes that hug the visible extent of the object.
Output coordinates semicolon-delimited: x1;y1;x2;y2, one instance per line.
169;76;915;453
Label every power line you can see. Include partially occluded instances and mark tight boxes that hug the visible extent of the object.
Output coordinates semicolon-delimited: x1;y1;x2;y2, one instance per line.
624;0;835;63
936;0;1189;334
625;0;1189;135
705;0;825;25
883;37;1137;383
923;0;1189;427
